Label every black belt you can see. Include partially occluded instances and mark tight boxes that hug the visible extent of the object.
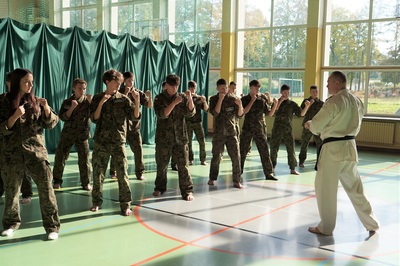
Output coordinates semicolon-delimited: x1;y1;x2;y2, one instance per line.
314;136;355;171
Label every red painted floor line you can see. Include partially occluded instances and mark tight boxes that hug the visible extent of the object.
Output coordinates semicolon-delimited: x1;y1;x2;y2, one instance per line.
131;194;316;265
131;161;399;265
361;161;400;179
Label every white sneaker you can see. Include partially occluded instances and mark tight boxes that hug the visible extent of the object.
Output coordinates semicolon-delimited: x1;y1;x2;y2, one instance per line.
48;232;59;240
1;228;15;236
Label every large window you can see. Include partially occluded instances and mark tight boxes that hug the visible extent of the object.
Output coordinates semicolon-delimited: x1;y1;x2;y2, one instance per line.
110;0;168;40
170;0;223;68
324;0;400;115
54;0;399;116
236;71;305;105
236;0;308;101
61;0;97;31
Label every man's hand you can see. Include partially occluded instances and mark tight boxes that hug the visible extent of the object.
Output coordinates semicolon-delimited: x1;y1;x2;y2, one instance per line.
131;89;140;102
304;120;311;129
70;100;78;109
15;105;26;118
235;97;241;106
184;90;192;99
37;98;49;108
101;94;111;104
218;92;226;101
174;95;183;105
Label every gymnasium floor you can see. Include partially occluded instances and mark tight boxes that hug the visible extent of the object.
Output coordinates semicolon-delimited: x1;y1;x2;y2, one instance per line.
0;140;399;266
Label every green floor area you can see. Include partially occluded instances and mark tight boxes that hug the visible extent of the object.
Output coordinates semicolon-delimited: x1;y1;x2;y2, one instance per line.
0;142;399;266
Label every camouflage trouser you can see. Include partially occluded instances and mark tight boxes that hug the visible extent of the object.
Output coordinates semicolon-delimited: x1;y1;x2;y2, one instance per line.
170;143;179;168
53;137;91;187
154;142;193;198
92;141;131;212
299;128;322;164
209;134;242;183
0;171;32;198
269;129;297;170
110;129;145;178
187;122;207;162
2;160;60;234
240;130;274;177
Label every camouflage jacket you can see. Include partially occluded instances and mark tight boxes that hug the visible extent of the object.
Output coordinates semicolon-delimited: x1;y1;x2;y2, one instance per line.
122;88;150;131
186;94;207;123
241;93;271;134
59;94;90;140
89;91;140;144
272;99;302;133
301;97;324;125
0;93;7;162
154;90;195;145
0;94;59;164
209;93;242;137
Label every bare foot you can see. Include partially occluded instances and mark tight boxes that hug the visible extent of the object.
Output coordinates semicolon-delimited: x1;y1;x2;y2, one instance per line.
152;190;162;196
185;194;194;201
21;197;31;204
233;182;244;189
137;175;146;181
308;226;330;235
290;170;300;175
90;205;99;212
308;226;323;234
82;184;92;191
122;208;133;216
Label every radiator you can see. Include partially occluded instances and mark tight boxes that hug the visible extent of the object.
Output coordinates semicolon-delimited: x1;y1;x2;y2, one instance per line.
356;122;395;145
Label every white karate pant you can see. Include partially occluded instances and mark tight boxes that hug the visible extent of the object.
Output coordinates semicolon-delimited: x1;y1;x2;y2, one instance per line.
314;140;380;235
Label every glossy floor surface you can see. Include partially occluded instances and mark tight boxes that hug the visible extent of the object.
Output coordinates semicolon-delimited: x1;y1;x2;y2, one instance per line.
0;140;399;266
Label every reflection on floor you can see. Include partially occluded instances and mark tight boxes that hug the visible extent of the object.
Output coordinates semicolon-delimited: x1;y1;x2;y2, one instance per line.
0;140;399;266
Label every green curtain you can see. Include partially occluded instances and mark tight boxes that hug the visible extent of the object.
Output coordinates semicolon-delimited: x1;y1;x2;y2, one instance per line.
0;18;210;153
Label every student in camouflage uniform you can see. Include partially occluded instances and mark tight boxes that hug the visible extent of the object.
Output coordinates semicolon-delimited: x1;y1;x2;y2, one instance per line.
269;84;310;175
109;71;152;180
207;78;244;189
298;85;324;167
0;68;60;240
0;71;33;204
153;74;195;201
166;80;179;172
52;78;92;190
89;69;140;216
240;80;278;181
229;81;241;138
185;80;209;166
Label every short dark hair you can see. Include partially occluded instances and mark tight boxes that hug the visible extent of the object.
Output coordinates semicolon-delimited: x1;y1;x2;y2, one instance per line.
280;84;290;91
165;74;180;87
310;85;318;90
229;81;236;86
188;80;197;88
102;69;122;85
73;78;87;88
123;71;134;80
217;78;227;86
330;71;347;84
249;79;260;87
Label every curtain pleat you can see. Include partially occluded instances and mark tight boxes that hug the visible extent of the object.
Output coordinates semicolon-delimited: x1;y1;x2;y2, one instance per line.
0;18;209;152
